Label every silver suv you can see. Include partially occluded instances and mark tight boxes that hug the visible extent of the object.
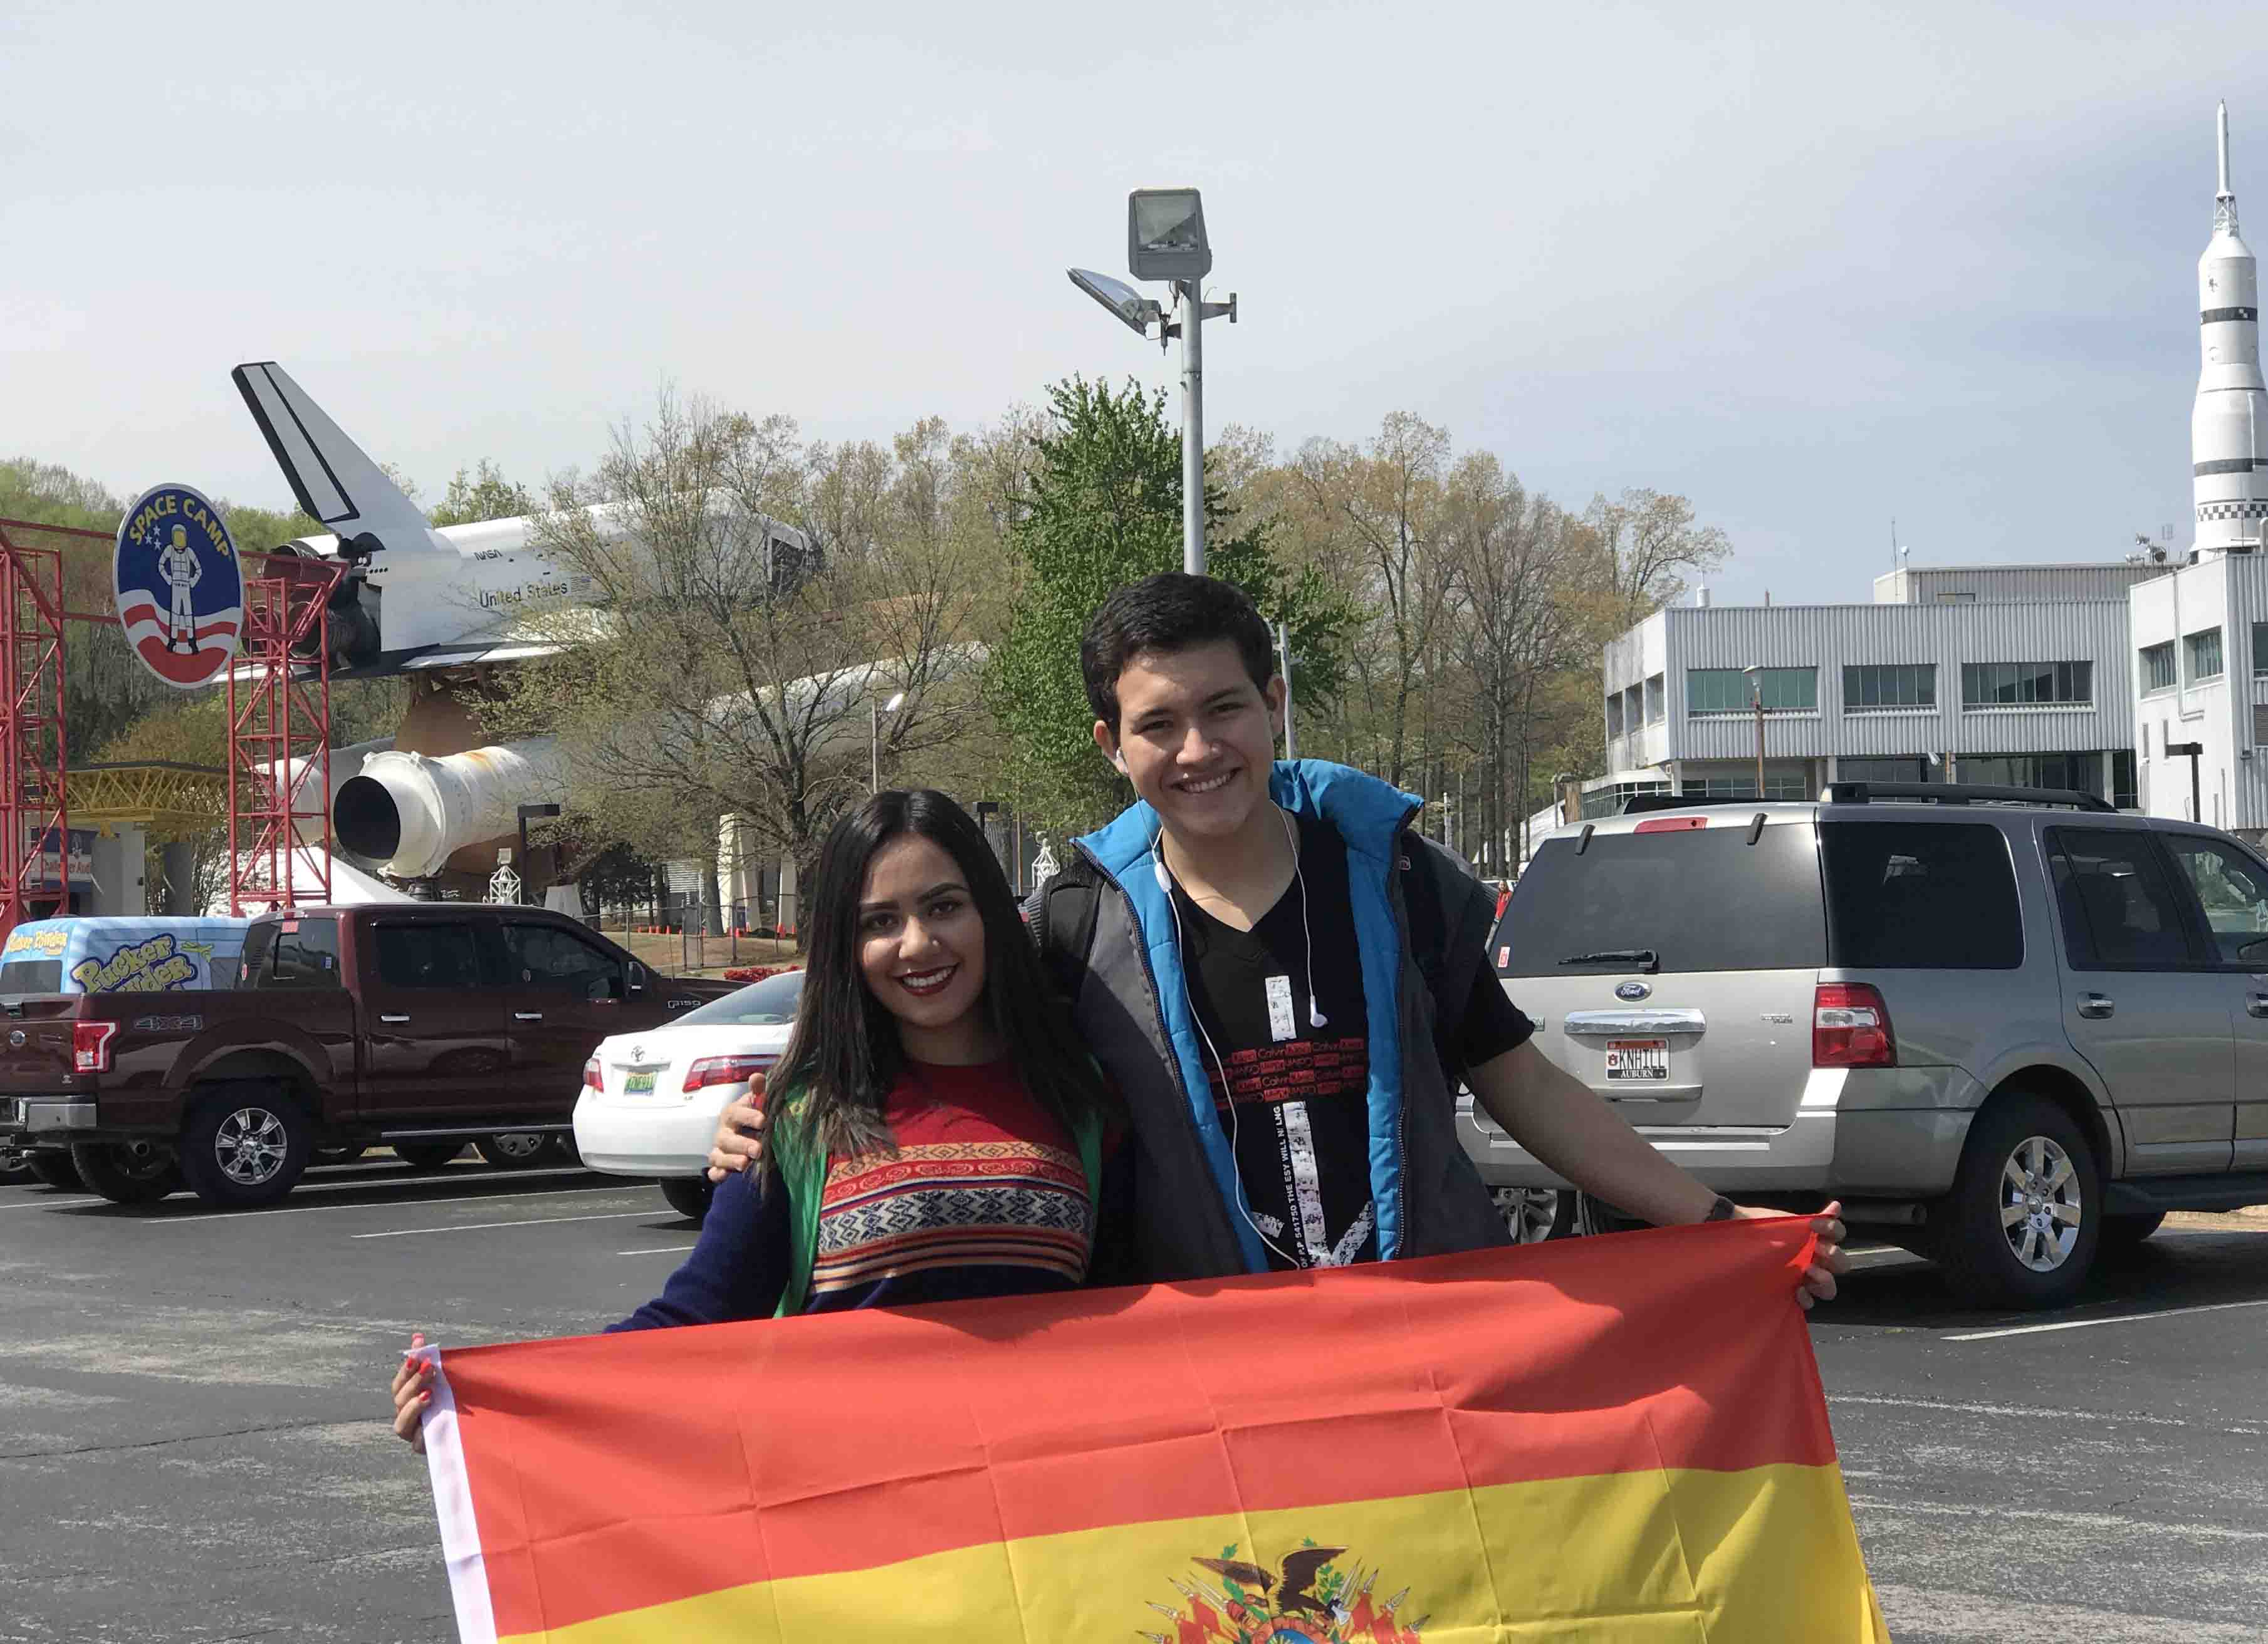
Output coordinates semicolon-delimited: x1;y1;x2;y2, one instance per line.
1460;781;2268;1306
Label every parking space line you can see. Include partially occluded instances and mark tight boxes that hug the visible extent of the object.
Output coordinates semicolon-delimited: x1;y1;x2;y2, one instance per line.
1947;1297;2268;1341
145;1185;648;1225
354;1210;661;1239
0;1197;103;1211
617;1245;699;1257
1827;1392;2263;1436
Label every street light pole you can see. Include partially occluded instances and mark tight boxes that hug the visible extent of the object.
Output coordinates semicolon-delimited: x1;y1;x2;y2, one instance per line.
1745;665;1767;799
870;690;907;794
1277;619;1297;759
1180;279;1205;574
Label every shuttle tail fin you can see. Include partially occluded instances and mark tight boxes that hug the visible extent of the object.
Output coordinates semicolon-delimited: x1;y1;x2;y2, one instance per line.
232;362;442;555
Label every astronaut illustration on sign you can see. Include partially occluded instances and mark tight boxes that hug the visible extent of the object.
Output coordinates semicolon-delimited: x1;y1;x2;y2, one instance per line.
155;524;203;653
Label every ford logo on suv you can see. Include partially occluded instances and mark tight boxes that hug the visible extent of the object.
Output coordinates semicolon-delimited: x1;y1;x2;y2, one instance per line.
1614;981;1651;1002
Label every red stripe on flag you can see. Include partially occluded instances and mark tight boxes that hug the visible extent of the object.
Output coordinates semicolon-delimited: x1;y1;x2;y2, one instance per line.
441;1218;1829;1636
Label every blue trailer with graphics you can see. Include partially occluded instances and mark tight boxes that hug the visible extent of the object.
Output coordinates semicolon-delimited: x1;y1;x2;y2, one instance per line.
0;918;251;997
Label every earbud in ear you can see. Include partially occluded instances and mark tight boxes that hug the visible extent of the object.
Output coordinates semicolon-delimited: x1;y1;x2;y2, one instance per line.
1114;751;1129;773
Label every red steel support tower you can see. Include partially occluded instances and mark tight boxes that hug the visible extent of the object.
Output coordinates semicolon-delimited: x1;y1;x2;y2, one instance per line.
0;523;69;939
226;560;337;915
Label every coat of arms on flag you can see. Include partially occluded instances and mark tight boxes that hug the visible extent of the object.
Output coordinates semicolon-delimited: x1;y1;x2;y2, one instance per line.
415;1217;1889;1642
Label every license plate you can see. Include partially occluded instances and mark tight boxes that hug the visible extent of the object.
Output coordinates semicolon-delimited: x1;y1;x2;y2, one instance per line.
1604;1039;1670;1081
623;1071;657;1096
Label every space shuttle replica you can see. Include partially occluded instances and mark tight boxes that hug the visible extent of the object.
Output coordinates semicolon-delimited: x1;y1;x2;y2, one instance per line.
233;363;815;893
2193;103;2268;555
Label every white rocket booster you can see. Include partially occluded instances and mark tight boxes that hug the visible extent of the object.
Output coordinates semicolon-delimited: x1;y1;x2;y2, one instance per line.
2194;101;2268;555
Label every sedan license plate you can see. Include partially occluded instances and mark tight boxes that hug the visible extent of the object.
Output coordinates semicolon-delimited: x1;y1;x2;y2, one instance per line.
1604;1039;1669;1081
622;1071;659;1096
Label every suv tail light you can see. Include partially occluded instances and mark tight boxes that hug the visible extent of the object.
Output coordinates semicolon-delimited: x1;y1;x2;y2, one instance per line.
73;1021;120;1074
683;1054;775;1093
1814;984;1894;1068
582;1055;603;1093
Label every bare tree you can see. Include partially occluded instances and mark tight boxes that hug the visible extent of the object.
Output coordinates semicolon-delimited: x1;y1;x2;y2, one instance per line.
1441;455;1591;870
1288;413;1458;786
1583;488;1731;627
486;393;985;898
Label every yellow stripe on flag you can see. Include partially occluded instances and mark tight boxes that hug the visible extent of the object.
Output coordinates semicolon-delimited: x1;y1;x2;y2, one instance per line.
501;1462;1886;1644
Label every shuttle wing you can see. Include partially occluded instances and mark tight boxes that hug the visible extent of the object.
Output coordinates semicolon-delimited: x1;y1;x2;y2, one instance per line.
233;363;451;558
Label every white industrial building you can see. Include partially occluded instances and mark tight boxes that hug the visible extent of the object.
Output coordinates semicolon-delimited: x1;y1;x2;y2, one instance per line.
1585;563;2156;821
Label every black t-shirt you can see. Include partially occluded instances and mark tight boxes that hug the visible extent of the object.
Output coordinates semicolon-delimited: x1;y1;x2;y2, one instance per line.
1171;814;1534;1271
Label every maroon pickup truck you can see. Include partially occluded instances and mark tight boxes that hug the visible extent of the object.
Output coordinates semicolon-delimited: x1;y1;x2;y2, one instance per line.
0;904;733;1208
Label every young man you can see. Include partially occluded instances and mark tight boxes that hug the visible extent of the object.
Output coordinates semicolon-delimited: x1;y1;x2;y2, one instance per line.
713;575;1842;1299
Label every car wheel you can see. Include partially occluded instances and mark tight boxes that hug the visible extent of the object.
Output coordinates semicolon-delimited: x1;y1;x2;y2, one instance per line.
26;1150;83;1192
476;1132;551;1169
178;1085;312;1209
2098;1210;2167;1253
69;1140;182;1205
0;1151;31;1185
1491;1186;1575;1244
392;1141;467;1171
660;1177;714;1223
1929;1090;2100;1309
1574;1193;1652;1237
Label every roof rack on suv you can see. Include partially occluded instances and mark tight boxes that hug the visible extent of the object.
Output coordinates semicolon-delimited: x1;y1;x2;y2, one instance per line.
1821;781;2113;813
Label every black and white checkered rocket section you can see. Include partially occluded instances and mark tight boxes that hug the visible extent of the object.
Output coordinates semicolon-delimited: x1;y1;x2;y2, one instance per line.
2195;103;2268;552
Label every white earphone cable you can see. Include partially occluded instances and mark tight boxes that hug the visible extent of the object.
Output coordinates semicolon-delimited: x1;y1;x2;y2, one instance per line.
1153;826;1304;1269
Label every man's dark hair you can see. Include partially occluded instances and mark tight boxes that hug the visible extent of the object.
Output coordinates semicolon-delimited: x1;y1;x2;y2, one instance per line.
1081;573;1275;729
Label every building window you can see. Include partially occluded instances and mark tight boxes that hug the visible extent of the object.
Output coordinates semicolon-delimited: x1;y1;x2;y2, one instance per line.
1625;684;1645;732
1936;591;1977;602
1579;780;1670;819
1960;660;2093;709
1838;756;1935;785
1644;674;1665;724
1606;692;1624;738
1842;663;1937;710
2141;641;2177;694
2113;749;2137;810
1688;667;1817;715
1959;752;2108;799
1680;773;1810;802
2254;623;2268;676
2187;627;2225;682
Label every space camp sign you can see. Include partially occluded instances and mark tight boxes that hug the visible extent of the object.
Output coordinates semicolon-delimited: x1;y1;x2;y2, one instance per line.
114;483;245;689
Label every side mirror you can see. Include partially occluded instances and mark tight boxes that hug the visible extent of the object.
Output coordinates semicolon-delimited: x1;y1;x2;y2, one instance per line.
2241;935;2268;964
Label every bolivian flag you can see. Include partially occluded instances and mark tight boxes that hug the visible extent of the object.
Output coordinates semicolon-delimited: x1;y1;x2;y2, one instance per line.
418;1217;1887;1641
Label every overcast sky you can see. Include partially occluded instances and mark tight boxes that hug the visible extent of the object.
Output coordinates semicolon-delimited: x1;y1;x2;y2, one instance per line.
6;1;2262;604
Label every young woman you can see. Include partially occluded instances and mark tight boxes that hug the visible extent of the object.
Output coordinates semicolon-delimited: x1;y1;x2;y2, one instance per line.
391;789;1117;1450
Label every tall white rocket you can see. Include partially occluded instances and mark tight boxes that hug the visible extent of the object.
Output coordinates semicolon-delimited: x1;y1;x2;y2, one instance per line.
2194;101;2268;554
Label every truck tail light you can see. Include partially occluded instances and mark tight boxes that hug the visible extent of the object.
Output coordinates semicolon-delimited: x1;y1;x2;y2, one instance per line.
73;1021;120;1074
682;1054;775;1094
1814;984;1894;1068
582;1056;603;1093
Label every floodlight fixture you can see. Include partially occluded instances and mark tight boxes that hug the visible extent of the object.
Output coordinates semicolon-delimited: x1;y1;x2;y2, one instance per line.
1068;268;1161;338
1127;188;1211;281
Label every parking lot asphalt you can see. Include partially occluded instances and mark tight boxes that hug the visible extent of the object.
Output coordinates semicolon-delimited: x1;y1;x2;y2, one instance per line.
1;1162;2263;1644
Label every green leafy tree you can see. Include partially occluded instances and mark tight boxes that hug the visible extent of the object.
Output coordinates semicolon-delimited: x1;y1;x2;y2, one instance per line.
982;377;1351;837
429;460;536;527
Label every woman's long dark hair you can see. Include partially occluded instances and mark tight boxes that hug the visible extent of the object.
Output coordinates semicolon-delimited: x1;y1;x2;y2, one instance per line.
777;789;1111;1160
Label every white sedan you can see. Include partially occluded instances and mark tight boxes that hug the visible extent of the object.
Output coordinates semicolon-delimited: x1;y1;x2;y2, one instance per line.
573;969;802;1222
